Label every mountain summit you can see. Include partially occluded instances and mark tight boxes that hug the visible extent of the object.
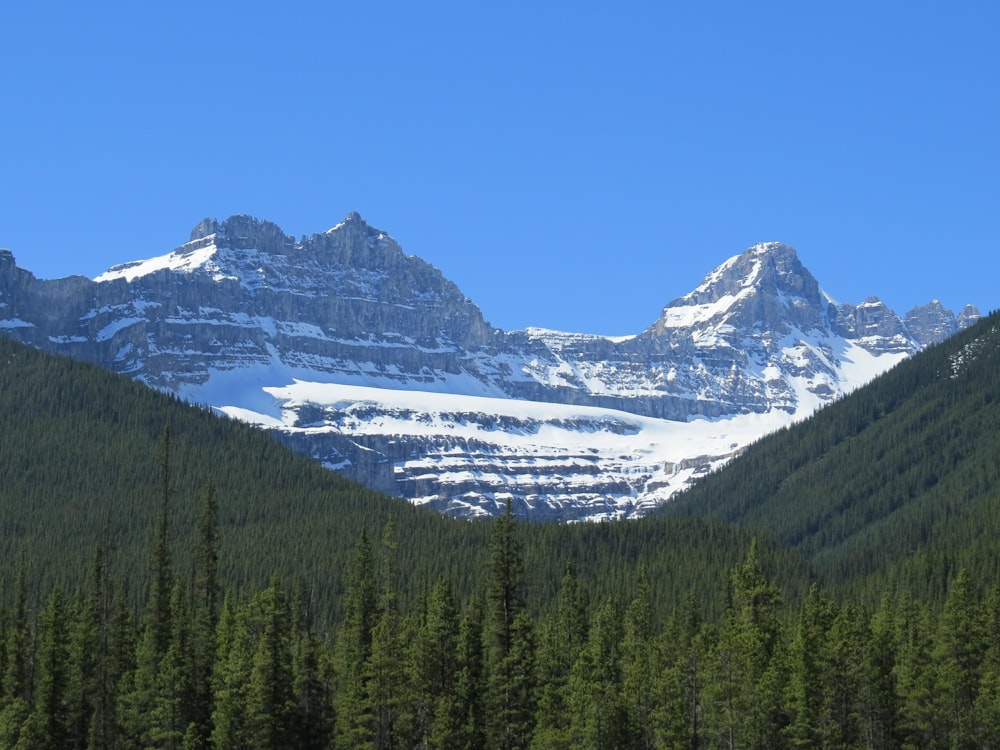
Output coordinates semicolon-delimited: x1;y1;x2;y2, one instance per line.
0;215;982;519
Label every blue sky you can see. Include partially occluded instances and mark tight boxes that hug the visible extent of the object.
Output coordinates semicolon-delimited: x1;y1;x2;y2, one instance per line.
2;2;996;335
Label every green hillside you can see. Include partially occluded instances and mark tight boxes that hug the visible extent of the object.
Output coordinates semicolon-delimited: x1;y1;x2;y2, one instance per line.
0;334;808;626
5;321;1000;748
662;310;1000;603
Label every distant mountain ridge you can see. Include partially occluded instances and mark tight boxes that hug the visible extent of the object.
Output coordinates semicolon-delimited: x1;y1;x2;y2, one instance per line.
0;213;982;520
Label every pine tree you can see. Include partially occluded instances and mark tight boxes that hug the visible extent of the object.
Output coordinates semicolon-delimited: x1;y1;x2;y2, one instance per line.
531;564;588;749
932;568;984;749
332;532;377;750
409;577;461;748
454;592;486;750
66;559;102;749
484;500;535;750
2;560;31;708
246;582;296;750
367;519;407;750
787;583;835;748
29;587;72;748
188;481;221;747
621;573;658;749
148;582;196;749
289;583;333;750
973;584;1000;747
210;596;254;750
567;598;630;749
702;540;788;750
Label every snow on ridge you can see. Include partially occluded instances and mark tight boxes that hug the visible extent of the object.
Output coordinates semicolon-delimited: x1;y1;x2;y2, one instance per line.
228;379;800;467
523;327;637;345
95;242;220;283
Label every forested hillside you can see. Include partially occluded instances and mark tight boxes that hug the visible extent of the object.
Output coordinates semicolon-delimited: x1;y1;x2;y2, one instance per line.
663;310;1000;604
2;315;1000;747
0;334;807;625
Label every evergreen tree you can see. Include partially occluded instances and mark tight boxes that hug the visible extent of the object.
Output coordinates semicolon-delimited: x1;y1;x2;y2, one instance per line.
786;583;836;748
531;564;588;749
621;573;657;749
29;587;72;748
367;519;407;749
188;481;221;747
824;602;874;749
932;568;984;749
209;596;254;750
289;583;333;750
332;532;378;749
409;577;461;748
454;592;486;750
484;501;535;750
3;560;31;708
567;598;631;749
148;582;196;749
973;584;1000;747
246;582;296;750
66;555;102;749
702;540;788;750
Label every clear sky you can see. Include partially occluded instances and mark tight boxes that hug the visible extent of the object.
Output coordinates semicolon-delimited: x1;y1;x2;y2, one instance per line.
2;2;997;335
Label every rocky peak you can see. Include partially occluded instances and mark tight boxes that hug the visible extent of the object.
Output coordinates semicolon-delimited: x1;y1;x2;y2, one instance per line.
650;241;826;336
306;212;405;269
958;304;983;329
0;249;15;281
904;300;958;347
189;218;219;241
212;215;294;255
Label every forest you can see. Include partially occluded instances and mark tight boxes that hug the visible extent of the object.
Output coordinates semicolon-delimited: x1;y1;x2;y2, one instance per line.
2;484;999;749
0;311;998;748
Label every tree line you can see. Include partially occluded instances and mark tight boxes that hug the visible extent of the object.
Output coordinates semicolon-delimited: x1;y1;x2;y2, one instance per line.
1;480;997;749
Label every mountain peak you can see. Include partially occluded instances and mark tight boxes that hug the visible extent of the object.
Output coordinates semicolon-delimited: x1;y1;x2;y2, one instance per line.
651;241;824;334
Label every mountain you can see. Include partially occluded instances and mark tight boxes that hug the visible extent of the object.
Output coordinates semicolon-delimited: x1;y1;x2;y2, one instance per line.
661;310;1000;602
0;333;810;624
0;214;981;520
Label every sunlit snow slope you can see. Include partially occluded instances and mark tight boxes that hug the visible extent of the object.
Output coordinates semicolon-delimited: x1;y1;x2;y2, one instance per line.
0;215;980;520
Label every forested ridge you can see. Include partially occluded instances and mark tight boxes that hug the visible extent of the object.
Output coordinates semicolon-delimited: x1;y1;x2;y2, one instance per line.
1;309;998;748
2;492;1000;749
0;335;806;626
661;310;1000;605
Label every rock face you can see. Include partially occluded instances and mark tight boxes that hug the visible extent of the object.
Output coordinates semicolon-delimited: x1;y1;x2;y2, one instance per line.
0;216;982;520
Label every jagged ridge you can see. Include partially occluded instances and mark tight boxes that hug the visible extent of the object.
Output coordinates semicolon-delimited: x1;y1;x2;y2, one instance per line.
0;215;982;520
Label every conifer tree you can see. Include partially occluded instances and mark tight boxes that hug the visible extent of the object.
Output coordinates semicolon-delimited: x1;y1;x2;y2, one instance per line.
289;583;333;750
484;500;535;750
932;568;984;749
973;584;1000;746
188;481;221;747
148;582;196;749
29;587;72;748
454;592;486;750
702;540;787;750
332;532;377;749
787;583;835;748
246;582;296;750
368;518;407;750
2;560;31;708
621;573;658;749
531;564;588;749
209;596;254;750
567;598;630;749
409;577;461;748
66;557;102;749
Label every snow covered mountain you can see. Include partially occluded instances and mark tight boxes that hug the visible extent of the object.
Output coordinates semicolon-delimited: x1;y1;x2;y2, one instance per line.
0;214;982;520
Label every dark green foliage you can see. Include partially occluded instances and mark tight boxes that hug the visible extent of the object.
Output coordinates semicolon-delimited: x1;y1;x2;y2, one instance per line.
663;311;1000;605
2;311;1000;746
0;333;806;631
